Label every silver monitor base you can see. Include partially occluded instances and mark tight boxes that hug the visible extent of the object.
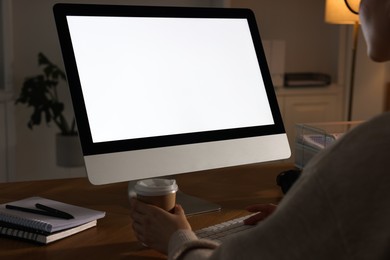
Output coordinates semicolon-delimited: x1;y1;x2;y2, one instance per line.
128;181;221;216
176;191;221;216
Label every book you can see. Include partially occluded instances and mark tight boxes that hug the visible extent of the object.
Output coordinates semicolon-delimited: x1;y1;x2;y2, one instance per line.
0;197;105;233
284;73;331;87
0;220;97;244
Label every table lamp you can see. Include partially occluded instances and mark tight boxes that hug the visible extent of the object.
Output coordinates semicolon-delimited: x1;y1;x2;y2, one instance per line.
325;0;360;121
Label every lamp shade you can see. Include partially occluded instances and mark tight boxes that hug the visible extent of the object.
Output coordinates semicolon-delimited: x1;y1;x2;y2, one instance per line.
325;0;360;24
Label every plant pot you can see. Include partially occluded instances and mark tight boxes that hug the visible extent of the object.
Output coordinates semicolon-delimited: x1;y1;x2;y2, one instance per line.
56;134;84;167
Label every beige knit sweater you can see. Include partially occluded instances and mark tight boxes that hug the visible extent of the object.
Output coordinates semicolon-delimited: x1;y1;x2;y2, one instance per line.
168;112;390;260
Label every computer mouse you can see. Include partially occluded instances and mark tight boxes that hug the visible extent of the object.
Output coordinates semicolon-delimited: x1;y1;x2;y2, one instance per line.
276;169;301;194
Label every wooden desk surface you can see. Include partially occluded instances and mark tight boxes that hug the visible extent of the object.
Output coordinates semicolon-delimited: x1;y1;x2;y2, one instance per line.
0;163;292;260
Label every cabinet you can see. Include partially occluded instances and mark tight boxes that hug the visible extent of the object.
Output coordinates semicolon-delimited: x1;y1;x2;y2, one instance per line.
276;86;343;160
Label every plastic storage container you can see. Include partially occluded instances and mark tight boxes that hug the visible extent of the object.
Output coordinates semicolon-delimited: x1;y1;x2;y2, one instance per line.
294;121;361;169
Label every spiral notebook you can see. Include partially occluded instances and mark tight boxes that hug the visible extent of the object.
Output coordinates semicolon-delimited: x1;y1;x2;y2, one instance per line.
0;220;97;244
0;197;105;233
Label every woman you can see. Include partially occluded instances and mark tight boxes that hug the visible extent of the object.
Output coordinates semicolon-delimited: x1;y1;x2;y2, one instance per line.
130;0;390;259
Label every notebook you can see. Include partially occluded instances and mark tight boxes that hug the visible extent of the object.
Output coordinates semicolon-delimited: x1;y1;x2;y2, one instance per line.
0;220;97;244
298;133;342;150
0;197;105;233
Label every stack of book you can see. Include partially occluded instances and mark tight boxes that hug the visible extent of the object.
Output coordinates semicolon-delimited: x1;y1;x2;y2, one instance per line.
0;197;105;244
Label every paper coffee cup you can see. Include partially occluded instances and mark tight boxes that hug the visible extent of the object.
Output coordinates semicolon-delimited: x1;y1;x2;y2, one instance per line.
133;178;178;212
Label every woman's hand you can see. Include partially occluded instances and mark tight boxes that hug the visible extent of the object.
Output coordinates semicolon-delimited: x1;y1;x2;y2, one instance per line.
243;203;277;225
130;199;192;254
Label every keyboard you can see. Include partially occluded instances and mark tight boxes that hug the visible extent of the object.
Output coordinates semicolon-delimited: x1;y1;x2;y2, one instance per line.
194;213;257;243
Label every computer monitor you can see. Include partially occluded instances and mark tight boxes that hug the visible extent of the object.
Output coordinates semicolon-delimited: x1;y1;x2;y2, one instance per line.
53;4;290;206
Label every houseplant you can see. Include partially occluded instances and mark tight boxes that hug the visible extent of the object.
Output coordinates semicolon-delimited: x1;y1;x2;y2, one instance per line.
16;53;83;166
16;52;76;135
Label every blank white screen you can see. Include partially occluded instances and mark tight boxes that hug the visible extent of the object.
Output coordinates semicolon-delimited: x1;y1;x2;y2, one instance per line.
67;16;274;143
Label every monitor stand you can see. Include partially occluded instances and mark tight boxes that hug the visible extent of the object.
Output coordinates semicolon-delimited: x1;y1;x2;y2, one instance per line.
128;181;221;216
176;191;221;216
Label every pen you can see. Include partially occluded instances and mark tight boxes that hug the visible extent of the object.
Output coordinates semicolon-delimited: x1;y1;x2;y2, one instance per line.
5;204;74;220
35;203;74;219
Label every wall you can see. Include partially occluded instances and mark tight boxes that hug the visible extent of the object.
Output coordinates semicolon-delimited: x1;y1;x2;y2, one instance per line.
0;2;3;89
352;30;390;120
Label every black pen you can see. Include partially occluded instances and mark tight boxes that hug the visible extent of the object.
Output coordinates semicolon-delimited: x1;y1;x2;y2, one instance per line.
35;203;74;219
5;204;74;220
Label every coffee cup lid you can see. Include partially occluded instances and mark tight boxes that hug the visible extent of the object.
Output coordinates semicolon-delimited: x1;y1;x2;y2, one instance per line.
134;178;178;196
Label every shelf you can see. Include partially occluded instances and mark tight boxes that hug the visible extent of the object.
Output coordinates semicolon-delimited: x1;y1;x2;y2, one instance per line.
275;84;342;96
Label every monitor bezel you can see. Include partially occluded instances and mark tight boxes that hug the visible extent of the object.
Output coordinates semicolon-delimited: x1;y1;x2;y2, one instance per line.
53;4;285;156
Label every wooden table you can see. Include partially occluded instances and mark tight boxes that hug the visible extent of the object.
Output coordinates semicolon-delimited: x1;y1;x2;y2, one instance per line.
0;162;292;259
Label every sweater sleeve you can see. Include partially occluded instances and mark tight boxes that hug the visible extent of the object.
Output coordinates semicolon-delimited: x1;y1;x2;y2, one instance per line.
168;229;219;260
